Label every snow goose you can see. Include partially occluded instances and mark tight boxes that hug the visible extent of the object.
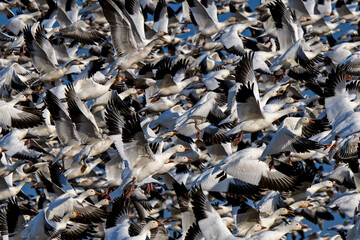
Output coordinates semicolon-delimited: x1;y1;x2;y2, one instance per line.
309;18;346;37
0;63;37;93
141;95;189;113
151;58;199;100
56;20;106;45
0;94;44;129
0;152;27;178
0;173;33;201
73;75;119;101
64;84;114;165
105;107;190;199
226;82;301;144
278;116;315;136
327;191;360;218
321;67;360;145
64;157;103;180
0;129;40;158
187;0;236;44
339;51;360;75
215;146;298;192
247;221;308;240
156;156;192;175
284;180;336;204
41;187;106;223
23;25;82;83
153;0;169;33
172;181;195;238
234;202;293;235
335;0;360;20
346;201;360;239
266;0;303;53
43;90;81;167
105;196;164;239
99;0;166;71
4;11;40;36
288;0;330;25
220;24;246;55
262;97;299;113
259;128;323;161
190;186;238;240
22;209;82;240
194;166;263;200
174;91;227;139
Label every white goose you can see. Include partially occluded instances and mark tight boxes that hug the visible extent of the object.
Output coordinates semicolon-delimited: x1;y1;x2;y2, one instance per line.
22;209;81;240
141;95;189;113
215;146;297;192
284;180;336;204
105;197;164;239
73;76;119;101
248;221;308;240
23;25;82;83
187;0;236;43
259;127;322;161
0;94;43;129
105;107;190;199
0;152;26;177
226;82;301;144
0;173;33;201
266;0;303;53
190;186;237;240
99;0;165;71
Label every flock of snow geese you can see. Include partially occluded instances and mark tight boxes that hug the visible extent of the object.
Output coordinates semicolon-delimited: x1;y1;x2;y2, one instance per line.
2;0;360;239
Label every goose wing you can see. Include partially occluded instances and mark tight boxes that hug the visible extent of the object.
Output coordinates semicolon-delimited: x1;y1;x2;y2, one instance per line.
259;128;323;160
44;90;80;146
99;0;138;55
23;26;57;74
236;82;264;122
187;0;217;32
65;84;101;143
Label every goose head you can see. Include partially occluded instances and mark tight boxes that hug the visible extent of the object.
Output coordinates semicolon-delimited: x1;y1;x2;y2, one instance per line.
145;220;164;230
318;180;337;189
82;189;101;198
294;200;313;208
286;106;302;114
174;156;192;163
276;208;294;215
96;199;112;207
284;97;298;104
15;95;29;102
299;117;314;124
174;145;191;153
290;222;308;231
63;211;83;222
252;224;267;232
177;95;190;101
65;59;83;69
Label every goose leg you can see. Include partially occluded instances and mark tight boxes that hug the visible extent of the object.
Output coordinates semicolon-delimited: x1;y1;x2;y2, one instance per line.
256;74;262;81
102;186;112;199
330;140;338;151
269;159;275;170
80;159;87;173
279;71;287;81
150;95;160;103
125;179;136;198
195;124;201;139
323;142;332;150
233;131;244;145
202;38;207;48
146;183;154;194
273;69;281;83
